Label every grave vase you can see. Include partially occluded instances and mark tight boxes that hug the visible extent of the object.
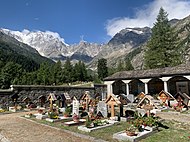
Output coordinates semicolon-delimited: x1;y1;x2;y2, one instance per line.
126;131;137;136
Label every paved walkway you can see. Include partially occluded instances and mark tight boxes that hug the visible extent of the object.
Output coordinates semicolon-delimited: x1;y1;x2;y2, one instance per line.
0;111;93;142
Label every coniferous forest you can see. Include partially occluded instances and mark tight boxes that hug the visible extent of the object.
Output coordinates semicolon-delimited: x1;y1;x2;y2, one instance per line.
0;59;95;89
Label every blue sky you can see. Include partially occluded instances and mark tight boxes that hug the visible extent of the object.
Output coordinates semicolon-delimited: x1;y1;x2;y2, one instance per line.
0;0;190;44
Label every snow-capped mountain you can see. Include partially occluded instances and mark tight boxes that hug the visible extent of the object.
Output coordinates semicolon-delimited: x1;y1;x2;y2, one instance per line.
1;16;190;71
0;26;151;68
108;27;151;46
0;29;70;60
0;28;103;63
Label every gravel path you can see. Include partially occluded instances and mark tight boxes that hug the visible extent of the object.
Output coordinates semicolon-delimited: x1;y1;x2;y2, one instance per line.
0;111;93;142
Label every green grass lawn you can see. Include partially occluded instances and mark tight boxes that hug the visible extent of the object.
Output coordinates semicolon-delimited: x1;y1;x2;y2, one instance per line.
141;121;190;142
28;117;190;142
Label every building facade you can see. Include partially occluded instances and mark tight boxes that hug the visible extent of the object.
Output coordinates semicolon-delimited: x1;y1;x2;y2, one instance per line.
104;63;190;97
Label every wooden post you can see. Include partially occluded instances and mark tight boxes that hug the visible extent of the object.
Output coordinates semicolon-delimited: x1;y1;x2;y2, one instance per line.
111;103;115;117
86;98;89;111
50;98;53;112
143;104;153;117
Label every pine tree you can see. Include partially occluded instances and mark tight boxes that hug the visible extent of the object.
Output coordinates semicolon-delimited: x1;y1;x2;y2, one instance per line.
51;60;63;85
0;62;23;88
37;62;50;85
73;61;88;82
63;58;73;84
144;7;182;69
97;58;108;80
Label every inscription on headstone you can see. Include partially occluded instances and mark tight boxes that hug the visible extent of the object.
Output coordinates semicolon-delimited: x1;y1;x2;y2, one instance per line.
72;99;79;115
97;101;107;118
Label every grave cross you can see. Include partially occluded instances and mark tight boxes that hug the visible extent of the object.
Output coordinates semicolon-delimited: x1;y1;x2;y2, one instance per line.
143;104;153;117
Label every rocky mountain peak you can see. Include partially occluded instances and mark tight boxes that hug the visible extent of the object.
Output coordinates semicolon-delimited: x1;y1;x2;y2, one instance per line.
108;27;151;47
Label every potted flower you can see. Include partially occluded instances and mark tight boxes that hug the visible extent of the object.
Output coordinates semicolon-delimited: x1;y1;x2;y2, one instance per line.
126;125;138;136
38;109;44;114
25;113;33;118
72;113;79;122
63;107;71;117
85;116;93;128
48;112;59;119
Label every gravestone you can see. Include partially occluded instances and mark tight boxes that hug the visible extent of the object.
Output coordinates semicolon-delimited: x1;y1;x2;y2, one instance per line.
97;101;108;118
72;99;79;115
127;94;134;103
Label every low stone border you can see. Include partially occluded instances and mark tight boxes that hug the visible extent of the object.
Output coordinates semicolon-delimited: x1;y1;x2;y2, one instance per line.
113;126;157;142
20;117;108;142
78;123;115;132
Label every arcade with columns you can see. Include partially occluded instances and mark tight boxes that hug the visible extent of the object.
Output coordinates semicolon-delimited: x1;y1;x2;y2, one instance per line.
104;63;190;99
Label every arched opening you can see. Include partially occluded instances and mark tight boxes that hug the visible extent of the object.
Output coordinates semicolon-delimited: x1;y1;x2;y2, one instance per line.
112;80;126;95
168;76;190;96
125;110;135;118
148;78;164;95
129;79;144;96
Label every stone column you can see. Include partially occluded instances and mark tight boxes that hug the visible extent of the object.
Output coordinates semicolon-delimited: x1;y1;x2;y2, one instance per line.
122;80;131;95
184;75;190;80
160;77;172;92
140;79;151;94
104;81;115;99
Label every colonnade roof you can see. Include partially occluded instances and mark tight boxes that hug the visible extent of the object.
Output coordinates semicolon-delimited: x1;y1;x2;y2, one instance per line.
104;62;190;81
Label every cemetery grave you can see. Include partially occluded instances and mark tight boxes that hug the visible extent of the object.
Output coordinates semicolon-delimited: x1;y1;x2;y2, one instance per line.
20;90;190;141
78;118;118;132
113;112;160;142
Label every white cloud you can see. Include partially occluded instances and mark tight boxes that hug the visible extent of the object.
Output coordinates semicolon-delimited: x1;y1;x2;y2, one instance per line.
106;0;190;37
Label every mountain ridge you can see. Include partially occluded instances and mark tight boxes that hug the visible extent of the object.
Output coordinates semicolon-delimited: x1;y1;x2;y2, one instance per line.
1;15;190;71
0;31;54;71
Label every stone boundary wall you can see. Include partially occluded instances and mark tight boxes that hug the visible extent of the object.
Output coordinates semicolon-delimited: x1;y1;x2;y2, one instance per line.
0;85;107;109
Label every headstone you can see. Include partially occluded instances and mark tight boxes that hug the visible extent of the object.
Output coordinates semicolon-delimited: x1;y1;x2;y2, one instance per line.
127;94;134;103
72;99;79;115
97;101;108;118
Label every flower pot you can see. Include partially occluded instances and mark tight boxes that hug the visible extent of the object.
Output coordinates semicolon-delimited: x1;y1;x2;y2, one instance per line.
73;118;79;123
126;131;137;136
64;114;69;117
87;123;94;128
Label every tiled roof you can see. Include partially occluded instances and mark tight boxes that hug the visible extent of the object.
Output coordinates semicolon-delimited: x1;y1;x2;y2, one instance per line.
104;63;190;81
105;94;121;105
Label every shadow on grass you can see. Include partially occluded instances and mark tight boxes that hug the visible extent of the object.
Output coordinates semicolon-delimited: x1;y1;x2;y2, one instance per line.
157;122;169;130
